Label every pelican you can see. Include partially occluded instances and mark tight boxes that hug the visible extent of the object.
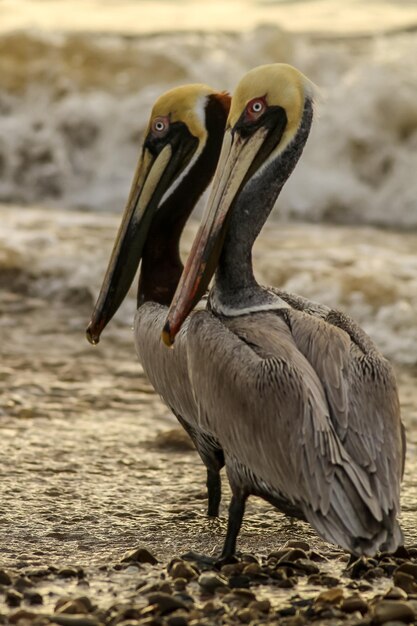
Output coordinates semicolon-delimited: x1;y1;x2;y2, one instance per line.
86;84;230;516
162;64;406;558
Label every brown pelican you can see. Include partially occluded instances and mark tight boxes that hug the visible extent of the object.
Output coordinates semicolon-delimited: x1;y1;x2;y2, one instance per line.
86;84;230;516
162;64;406;558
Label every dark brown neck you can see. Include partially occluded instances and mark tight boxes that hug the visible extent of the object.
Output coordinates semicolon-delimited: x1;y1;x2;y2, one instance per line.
137;92;230;307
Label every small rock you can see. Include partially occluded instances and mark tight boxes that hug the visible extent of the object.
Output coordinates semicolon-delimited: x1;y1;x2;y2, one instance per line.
236;607;256;623
146;592;188;615
284;540;310;551
58;568;79;579
279;548;308;562
228;574;250;589
396;562;417;580
121;547;158;565
14;576;33;591
166;615;189;626
220;563;245;577
316;588;344;605
347;556;374;579
201;600;223;615
240;553;259;564
6;589;23;607
393;571;417;594
341;594;368;614
365;567;385;581
384;586;408;600
293;559;319;575
309;550;327;562
173;578;187;591
222;589;256;606
373;601;415;624
198;572;228;593
24;591;43;605
25;565;50;578
249;599;271;613
0;569;12;585
8;609;38;624
276;605;296;617
56;597;94;614
169;561;198;581
242;563;261;576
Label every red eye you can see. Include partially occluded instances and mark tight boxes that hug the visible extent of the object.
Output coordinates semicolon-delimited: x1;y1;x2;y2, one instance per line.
151;116;169;136
246;98;266;120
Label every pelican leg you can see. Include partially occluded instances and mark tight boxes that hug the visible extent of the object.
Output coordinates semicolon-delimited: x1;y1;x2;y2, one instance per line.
175;412;224;517
218;490;248;563
207;468;222;517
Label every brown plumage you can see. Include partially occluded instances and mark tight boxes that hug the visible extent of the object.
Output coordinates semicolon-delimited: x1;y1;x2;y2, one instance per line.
163;64;405;558
86;84;230;516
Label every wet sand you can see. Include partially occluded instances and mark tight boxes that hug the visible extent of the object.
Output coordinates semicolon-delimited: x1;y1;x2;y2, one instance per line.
1;205;417;622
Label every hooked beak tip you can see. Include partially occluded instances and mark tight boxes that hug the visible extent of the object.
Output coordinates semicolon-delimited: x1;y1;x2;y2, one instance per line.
161;322;175;348
86;322;101;346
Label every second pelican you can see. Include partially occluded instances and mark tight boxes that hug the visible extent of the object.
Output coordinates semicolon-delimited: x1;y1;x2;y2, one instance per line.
86;85;230;516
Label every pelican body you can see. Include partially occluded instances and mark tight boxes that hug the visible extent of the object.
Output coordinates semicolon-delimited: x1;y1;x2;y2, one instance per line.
163;64;406;558
86;85;230;516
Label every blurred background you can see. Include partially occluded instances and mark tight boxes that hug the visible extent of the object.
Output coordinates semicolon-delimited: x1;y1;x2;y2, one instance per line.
1;0;417;570
1;0;417;359
1;0;417;223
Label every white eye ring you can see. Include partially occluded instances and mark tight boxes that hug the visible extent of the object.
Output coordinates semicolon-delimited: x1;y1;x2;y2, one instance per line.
152;117;169;135
253;101;264;112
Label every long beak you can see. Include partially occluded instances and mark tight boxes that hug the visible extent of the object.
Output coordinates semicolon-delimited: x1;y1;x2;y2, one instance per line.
86;144;173;345
162;126;269;346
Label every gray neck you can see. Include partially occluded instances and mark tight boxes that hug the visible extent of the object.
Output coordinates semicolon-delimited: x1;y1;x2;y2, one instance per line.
211;98;314;316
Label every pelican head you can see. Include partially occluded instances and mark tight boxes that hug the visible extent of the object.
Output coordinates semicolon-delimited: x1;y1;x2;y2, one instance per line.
86;84;230;344
162;64;315;345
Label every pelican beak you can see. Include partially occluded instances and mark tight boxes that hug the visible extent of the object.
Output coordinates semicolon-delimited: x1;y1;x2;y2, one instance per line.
162;125;269;346
86;131;197;345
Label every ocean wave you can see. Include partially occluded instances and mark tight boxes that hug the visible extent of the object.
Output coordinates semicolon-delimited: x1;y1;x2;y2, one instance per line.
0;27;416;227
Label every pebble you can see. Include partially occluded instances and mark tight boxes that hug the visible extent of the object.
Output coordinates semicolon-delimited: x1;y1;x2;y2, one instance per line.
58;567;80;579
0;568;12;585
166;615;189;626
373;601;415;624
249;599;271;613
56;597;94;614
222;589;256;606
393;571;417;594
396;562;417;580
384;586;408;600
279;548;308;563
220;563;245;577
146;592;188;615
316;587;344;605
284;540;310;552
292;559;319;575
236;607;257;623
6;589;23;607
14;576;33;591
198;572;228;593
8;609;39;624
120;547;158;565
340;594;368;614
173;577;188;591
24;590;43;605
169;560;198;581
25;565;50;578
